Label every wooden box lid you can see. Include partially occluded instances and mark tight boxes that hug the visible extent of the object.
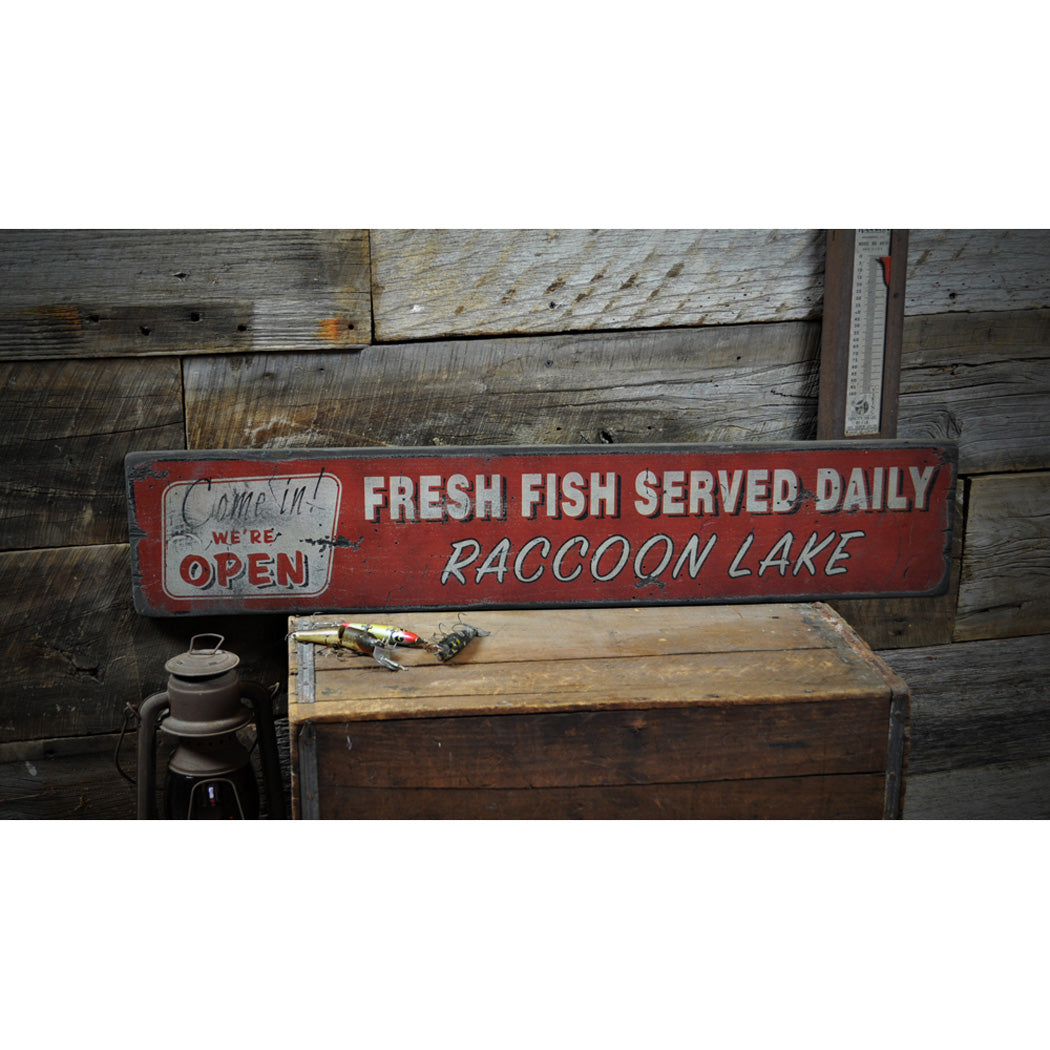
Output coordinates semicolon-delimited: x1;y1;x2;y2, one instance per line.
288;602;905;725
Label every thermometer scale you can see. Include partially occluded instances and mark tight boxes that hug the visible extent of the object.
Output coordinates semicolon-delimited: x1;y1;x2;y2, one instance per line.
844;229;892;435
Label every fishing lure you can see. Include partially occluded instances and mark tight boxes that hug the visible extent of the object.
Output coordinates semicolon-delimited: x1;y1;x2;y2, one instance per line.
429;622;491;662
289;622;427;671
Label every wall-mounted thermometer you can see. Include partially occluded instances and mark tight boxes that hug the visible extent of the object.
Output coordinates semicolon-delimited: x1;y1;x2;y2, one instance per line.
845;230;892;435
818;230;908;440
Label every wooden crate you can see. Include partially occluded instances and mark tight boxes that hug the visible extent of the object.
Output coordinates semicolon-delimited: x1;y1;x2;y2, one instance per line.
287;603;909;819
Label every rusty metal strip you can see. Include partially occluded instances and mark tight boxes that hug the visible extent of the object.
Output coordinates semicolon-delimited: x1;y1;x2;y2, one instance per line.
297;633;316;704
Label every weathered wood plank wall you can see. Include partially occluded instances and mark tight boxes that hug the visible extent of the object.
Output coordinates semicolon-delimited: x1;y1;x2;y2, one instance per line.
369;229;1050;340
0;230;371;359
0;358;184;549
182;322;822;449
1;228;1047;818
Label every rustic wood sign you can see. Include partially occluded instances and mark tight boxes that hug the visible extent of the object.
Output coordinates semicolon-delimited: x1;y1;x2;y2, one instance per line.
126;442;957;616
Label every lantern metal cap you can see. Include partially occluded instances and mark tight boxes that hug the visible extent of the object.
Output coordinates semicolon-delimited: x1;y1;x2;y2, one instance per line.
165;633;240;678
161;706;253;738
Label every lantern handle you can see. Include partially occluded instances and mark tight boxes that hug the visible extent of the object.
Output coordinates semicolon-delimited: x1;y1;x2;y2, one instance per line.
136;690;171;819
189;633;225;655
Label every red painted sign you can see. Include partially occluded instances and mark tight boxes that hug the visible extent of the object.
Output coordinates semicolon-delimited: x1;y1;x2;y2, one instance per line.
126;443;957;616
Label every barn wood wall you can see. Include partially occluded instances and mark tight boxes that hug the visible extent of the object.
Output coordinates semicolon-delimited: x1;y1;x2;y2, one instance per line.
2;229;1048;819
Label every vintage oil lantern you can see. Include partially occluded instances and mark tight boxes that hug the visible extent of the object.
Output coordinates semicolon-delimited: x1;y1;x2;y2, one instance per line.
136;634;285;819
